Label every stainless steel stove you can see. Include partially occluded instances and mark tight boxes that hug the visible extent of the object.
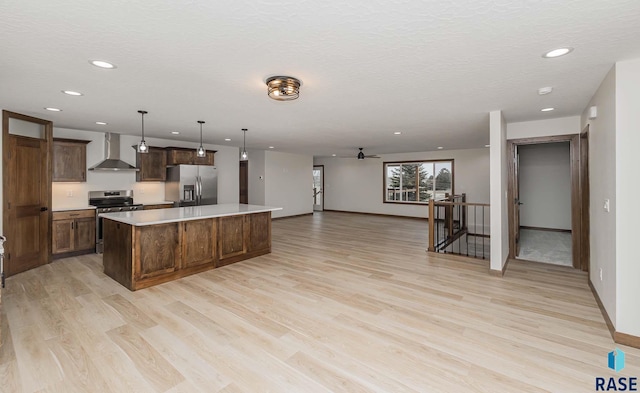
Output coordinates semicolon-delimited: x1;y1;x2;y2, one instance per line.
89;190;143;253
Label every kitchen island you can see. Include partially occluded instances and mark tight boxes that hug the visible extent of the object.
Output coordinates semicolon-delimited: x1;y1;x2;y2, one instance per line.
101;204;282;290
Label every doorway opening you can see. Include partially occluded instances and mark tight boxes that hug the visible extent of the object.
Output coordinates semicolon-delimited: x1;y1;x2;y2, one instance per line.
239;160;248;204
508;133;588;271
313;165;324;212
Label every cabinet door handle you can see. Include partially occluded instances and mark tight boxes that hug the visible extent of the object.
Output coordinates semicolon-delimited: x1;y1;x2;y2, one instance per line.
71;222;74;229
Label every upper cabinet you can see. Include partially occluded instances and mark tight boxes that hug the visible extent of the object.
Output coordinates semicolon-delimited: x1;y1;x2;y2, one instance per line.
136;146;167;182
166;147;215;166
52;138;90;182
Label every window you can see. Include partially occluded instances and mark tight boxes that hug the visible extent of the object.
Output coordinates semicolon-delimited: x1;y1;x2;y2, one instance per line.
384;160;453;203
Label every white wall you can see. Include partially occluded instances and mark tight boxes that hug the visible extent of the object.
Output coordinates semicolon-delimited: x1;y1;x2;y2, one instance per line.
247;149;265;205
518;143;571;230
264;151;313;219
490;110;509;272
581;66;617;327
314;148;490;218
52;128;239;209
614;59;640;337
507;116;581;139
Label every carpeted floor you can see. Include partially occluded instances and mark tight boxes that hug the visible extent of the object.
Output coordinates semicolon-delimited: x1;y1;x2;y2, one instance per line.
517;228;572;266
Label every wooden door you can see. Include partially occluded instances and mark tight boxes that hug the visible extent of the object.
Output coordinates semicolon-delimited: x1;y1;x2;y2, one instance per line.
3;111;52;276
52;219;74;254
74;217;96;251
239;161;248;204
182;219;217;268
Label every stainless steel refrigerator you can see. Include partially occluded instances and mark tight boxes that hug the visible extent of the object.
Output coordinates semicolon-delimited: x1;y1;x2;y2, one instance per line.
165;165;218;206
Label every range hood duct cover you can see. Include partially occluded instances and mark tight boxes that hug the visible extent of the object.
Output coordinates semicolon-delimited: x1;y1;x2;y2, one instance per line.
88;133;139;171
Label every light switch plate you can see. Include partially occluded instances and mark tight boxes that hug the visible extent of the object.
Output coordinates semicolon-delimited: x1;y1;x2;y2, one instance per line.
604;199;610;212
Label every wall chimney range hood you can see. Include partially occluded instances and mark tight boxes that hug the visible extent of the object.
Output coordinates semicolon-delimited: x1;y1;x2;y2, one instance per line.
88;133;139;171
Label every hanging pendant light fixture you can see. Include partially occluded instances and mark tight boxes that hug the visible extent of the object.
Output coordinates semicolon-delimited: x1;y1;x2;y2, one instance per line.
241;128;248;160
196;120;206;157
137;110;149;153
266;76;301;101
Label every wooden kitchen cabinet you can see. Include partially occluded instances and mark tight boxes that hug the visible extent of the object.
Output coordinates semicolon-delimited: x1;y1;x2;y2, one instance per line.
182;219;217;269
52;138;90;182
52;209;96;257
166;147;215;166
136;146;167;182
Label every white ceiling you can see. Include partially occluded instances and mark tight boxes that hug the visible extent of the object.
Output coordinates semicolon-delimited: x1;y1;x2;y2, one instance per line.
1;0;640;157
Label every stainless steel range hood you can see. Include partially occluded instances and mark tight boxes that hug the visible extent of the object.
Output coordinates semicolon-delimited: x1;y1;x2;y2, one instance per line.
88;133;139;171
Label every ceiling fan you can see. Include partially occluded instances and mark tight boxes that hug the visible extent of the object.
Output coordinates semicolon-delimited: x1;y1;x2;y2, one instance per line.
341;148;380;160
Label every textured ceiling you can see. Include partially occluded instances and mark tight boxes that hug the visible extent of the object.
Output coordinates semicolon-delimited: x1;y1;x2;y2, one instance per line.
1;0;640;157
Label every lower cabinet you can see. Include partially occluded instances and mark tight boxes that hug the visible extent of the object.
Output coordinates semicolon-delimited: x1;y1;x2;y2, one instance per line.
102;211;272;291
52;210;96;257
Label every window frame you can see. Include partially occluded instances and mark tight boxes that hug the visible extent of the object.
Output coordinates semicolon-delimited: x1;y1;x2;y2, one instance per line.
382;159;455;205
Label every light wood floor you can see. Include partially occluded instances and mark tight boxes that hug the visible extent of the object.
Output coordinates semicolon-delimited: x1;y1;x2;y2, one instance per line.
1;212;637;392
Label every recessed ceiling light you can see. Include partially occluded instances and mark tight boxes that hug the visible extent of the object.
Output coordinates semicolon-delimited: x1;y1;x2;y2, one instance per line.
62;90;83;96
171;131;180;135
224;138;231;141
541;107;555;112
332;154;336;157
393;131;402;135
538;87;553;95
437;146;444;150
95;121;107;125
542;48;573;58
45;107;62;112
268;146;275;149
89;60;117;69
485;144;490;148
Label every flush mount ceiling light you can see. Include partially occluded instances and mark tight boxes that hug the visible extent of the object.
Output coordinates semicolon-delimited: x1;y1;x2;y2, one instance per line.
241;129;248;160
90;60;117;69
45;107;62;112
62;90;83;96
224;138;231;141
393;131;402;135
171;131;180;135
196;121;206;158
137;110;149;154
542;47;573;58
268;146;275;149
266;76;301;101
437;146;444;150
541;107;555;112
96;121;107;125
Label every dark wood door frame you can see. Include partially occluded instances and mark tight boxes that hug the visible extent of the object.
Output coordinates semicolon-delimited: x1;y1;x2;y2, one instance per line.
507;134;587;271
3;110;53;276
313;165;324;211
580;126;590;272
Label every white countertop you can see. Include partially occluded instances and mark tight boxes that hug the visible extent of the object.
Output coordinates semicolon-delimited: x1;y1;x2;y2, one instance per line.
53;206;96;212
100;203;283;226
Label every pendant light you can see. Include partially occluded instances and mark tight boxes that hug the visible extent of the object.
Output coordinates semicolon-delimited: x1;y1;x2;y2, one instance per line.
196;120;206;157
137;110;149;153
241;128;248;160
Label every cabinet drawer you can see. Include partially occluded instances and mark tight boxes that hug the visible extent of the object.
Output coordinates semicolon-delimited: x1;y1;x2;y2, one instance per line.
53;209;95;220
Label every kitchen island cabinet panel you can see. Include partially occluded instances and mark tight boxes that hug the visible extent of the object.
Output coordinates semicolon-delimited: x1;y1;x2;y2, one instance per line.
182;219;217;269
218;215;248;262
101;204;280;290
103;219;133;290
248;212;271;253
136;223;180;279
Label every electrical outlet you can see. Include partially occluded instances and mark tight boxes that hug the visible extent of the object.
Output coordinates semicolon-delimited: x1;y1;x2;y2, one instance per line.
140;187;145;194
600;268;603;281
66;189;73;197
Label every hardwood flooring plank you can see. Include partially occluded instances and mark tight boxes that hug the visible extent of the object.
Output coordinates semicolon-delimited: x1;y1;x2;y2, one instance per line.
2;212;639;392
